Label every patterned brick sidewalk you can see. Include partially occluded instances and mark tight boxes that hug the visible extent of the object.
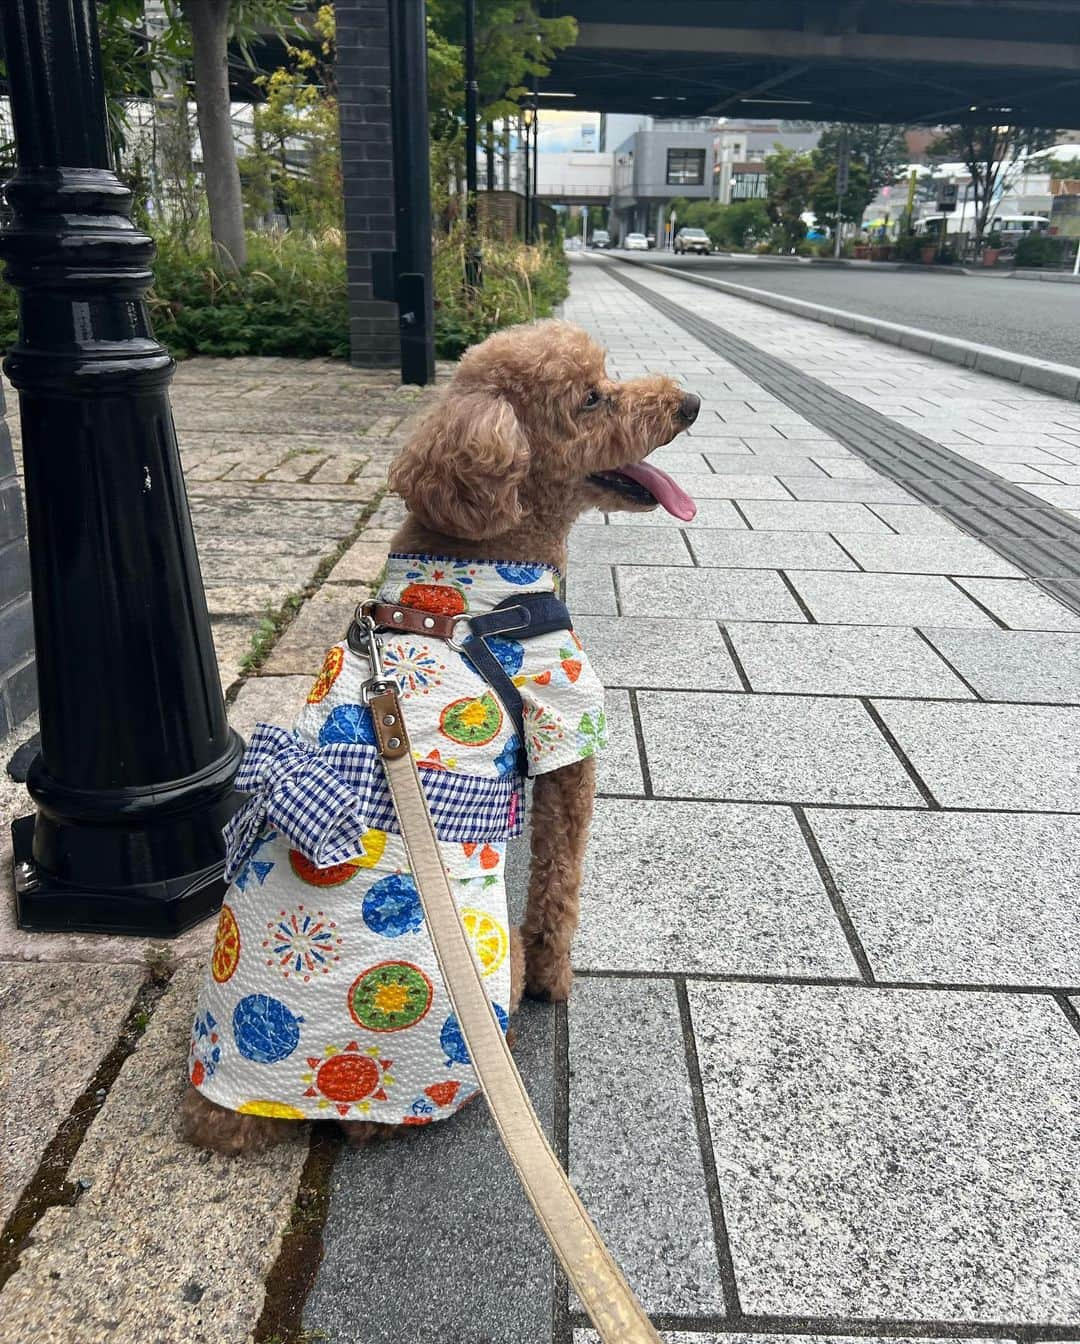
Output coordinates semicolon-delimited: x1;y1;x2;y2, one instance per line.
4;263;1080;1344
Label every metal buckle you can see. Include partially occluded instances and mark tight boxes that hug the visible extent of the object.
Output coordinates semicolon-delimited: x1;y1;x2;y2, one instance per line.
447;617;474;652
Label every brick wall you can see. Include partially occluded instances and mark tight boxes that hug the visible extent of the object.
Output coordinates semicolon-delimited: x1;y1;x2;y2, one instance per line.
336;0;399;368
0;383;34;734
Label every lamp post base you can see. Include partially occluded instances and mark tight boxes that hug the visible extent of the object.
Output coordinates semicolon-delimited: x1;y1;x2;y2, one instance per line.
12;810;233;937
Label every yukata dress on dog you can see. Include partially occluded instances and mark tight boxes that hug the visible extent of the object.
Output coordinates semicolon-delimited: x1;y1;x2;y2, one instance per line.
188;554;606;1127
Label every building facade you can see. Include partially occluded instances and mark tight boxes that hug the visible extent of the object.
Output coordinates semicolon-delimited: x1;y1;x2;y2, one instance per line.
611;120;820;242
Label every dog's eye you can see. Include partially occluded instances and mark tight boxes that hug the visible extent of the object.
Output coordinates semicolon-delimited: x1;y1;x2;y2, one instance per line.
582;389;602;410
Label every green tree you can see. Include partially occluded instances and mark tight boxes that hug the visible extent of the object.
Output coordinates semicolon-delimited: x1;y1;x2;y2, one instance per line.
765;146;815;250
808;158;872;234
927;123;1058;247
241;5;341;232
426;1;577;210
167;0;303;270
815;123;909;197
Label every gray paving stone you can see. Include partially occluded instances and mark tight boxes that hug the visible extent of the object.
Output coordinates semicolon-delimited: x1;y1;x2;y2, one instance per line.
568;978;726;1314
576;799;855;976
779;477;917;505
729;623;971;698
704;452;828;477
1016;482;1080;508
811;809;1080;985
261;586;362;676
575;616;739;689
662;472;793;500
606;498;746;529
687;529;856;571
638;692;926;806
873;700;1080;810
812;457;889;479
864;504;967;536
0;964;144;1225
789;572;996;627
566;564;618;616
738;501;895;533
638;447;714;472
952;578;1080;632
0;962;309;1344
832;534;1024;578
569;523;695;566
922;629;1080;703
577;1334;999;1344
595;687;644;796
615;566;807;623
688;982;1080;1320
227;673;312;742
305;998;555;1344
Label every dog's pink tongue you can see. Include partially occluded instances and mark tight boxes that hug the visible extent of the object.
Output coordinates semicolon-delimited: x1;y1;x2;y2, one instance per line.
619;459;697;521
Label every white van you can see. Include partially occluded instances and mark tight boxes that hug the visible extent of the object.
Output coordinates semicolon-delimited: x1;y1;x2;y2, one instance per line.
915;212;1049;239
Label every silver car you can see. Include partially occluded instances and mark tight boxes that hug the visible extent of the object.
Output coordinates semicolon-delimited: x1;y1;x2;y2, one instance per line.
624;233;649;251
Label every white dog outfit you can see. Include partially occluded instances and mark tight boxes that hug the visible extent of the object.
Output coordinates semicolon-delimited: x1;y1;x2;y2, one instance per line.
189;554;605;1126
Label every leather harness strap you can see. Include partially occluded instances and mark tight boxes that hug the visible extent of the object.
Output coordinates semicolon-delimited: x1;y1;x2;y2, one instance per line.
359;594;574;776
368;682;663;1344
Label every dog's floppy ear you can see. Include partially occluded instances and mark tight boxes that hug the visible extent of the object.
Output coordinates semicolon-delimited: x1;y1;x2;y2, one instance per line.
389;390;530;540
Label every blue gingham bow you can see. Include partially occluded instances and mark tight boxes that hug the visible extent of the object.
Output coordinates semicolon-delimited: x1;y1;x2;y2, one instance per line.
223;723;383;880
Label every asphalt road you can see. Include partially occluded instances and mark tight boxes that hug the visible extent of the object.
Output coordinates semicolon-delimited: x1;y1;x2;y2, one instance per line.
614;252;1080;366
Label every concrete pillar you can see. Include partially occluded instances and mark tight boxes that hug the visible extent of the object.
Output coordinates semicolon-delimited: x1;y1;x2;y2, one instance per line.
336;0;399;368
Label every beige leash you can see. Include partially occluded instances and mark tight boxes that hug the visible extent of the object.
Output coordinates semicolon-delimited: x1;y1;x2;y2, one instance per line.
366;672;662;1344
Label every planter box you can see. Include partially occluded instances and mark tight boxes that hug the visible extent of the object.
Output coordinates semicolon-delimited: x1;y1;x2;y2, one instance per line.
853;245;871;260
871;245;893;262
920;246;938;265
982;248;1002;267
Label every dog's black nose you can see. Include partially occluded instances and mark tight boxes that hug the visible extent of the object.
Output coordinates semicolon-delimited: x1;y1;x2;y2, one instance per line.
678;392;701;423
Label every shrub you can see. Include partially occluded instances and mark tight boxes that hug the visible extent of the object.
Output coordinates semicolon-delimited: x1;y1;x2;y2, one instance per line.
1014;231;1071;269
432;226;569;360
892;233;923;262
1;223;570;363
148;227;350;359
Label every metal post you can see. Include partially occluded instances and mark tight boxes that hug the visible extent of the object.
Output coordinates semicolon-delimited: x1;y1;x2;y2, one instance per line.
0;0;243;935
463;0;482;289
834;127;850;260
523;113;532;243
388;0;435;385
531;84;540;243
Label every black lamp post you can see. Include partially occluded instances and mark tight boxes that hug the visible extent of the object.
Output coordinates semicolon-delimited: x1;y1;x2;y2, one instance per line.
387;0;435;386
522;108;533;244
463;0;482;291
0;0;243;935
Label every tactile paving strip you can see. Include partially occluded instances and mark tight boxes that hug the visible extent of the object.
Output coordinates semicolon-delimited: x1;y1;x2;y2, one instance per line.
609;262;1080;615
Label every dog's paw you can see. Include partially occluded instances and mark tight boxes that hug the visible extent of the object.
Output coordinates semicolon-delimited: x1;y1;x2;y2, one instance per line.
524;959;574;1003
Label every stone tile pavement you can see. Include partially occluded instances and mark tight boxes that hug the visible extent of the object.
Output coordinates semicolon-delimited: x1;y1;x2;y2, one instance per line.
3;261;1080;1343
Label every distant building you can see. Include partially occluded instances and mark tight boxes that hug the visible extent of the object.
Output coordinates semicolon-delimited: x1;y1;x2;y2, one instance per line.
610;120;819;242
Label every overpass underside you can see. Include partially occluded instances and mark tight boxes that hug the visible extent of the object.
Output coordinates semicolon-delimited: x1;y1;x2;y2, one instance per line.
542;0;1080;125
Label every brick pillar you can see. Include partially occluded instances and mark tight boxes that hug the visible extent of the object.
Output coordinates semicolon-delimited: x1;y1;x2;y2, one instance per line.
336;0;400;368
0;382;34;734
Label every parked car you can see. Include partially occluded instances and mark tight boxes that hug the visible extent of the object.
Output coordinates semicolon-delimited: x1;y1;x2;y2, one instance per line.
590;229;612;250
674;227;711;255
624;232;649;251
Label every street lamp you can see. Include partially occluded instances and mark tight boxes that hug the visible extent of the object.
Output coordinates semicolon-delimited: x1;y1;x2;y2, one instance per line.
0;0;243;934
522;105;534;243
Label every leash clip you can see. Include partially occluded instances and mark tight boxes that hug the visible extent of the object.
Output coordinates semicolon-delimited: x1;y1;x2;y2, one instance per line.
351;610;394;705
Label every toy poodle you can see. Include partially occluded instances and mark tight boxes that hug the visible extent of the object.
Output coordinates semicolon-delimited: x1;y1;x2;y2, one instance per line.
182;319;699;1153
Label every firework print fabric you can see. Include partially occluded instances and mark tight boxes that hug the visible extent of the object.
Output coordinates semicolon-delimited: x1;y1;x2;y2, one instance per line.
189;554;605;1125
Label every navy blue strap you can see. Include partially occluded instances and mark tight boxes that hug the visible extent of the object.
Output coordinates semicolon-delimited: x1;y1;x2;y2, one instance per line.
460;593;573;776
